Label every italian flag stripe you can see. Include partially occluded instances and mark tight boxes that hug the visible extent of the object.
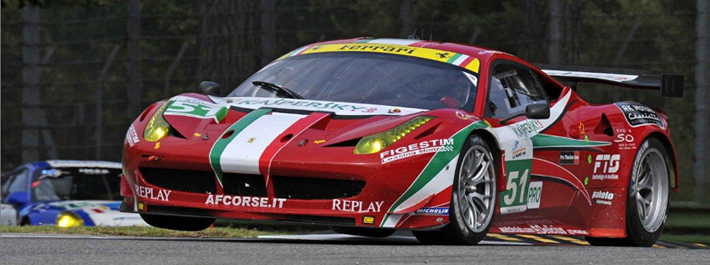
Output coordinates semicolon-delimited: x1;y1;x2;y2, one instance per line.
451;54;469;66
445;53;462;64
458;55;475;68
209;108;272;186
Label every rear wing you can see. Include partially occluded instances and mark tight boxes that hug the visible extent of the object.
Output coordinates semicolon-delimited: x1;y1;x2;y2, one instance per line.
535;64;684;98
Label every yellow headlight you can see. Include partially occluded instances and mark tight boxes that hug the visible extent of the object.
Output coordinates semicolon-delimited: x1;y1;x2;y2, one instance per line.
144;101;171;142
57;212;84;228
354;116;433;155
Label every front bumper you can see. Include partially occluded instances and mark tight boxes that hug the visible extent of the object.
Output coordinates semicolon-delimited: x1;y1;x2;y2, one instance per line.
120;135;454;229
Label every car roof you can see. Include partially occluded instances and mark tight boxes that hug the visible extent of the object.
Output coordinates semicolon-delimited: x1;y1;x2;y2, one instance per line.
37;160;122;169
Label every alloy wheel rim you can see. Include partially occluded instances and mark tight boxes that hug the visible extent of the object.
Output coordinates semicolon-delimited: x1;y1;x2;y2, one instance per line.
634;149;669;233
457;146;496;233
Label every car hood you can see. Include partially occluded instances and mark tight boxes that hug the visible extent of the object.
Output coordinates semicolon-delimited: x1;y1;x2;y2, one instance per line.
162;94;433;144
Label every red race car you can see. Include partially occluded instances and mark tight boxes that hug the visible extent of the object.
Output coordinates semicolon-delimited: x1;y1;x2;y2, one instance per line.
120;38;683;246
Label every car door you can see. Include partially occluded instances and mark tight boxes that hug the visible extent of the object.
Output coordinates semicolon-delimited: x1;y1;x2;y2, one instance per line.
484;61;551;218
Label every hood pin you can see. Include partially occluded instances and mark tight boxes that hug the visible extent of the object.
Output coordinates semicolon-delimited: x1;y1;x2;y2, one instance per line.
202;134;210;140
298;139;308;147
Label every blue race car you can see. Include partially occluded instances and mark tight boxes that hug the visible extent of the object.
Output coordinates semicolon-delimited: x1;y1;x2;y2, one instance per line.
1;160;146;227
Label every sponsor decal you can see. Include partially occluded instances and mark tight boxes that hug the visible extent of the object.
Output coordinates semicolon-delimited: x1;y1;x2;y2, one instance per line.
415;207;450;216
464;72;478;86
559;151;580;165
499;225;569;235
512;140;527;159
500;160;532;214
154;142;160;149
527;182;543;209
205;195;286;208
615;102;665;129
592;191;614;206
135;185;171;202
614;128;637;150
380;139;454;164
126;125;139;147
338;44;417;55
566;229;589;236
231;98;376;113
164;101;228;123
292;42;481;74
511;119;544;138
593;154;620;180
314;140;326;144
332;199;384;213
137;202;145;211
362;216;376;225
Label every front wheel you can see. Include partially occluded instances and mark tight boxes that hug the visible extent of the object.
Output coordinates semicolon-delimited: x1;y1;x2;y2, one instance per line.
586;137;671;247
140;214;215;231
413;134;497;245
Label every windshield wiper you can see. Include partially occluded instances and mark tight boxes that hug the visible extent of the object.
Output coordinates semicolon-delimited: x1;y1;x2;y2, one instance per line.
252;81;304;99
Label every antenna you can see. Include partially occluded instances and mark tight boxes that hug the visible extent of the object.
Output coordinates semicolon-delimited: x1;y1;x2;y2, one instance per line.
224;49;239;96
429;14;434;41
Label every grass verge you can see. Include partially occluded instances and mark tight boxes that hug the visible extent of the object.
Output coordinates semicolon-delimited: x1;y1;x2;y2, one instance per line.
660;234;710;245
0;225;279;238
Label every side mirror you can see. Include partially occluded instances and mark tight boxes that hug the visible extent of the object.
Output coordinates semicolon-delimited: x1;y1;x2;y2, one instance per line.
526;103;550;119
6;192;29;205
199;81;221;96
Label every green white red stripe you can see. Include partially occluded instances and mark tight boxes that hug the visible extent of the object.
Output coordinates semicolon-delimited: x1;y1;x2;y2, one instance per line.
209;108;272;186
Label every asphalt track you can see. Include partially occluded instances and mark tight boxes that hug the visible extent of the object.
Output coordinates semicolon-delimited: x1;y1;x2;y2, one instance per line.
2;232;709;264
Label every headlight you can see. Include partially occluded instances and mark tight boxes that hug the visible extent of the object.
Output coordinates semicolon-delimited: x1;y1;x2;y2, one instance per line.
354;116;433;154
144;101;171;142
57;211;84;228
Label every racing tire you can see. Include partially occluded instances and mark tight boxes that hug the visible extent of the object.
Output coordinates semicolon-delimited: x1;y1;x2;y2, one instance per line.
140;214;215;231
586;137;671;247
412;134;497;245
330;226;396;238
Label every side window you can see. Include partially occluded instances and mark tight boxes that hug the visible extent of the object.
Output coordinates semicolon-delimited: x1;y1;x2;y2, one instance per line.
486;63;547;120
1;169;29;200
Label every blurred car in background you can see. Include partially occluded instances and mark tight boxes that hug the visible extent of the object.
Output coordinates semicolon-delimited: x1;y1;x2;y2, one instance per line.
1;203;17;225
1;160;146;227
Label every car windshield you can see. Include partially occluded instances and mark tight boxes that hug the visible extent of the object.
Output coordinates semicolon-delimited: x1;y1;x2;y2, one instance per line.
228;52;478;110
32;167;122;202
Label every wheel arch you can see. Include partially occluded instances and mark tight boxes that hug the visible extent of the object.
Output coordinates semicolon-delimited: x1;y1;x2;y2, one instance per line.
468;128;503;191
19;215;31;226
644;132;679;192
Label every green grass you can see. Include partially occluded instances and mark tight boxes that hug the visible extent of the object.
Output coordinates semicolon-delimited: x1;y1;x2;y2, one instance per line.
660;234;710;245
0;225;279;238
665;212;710;231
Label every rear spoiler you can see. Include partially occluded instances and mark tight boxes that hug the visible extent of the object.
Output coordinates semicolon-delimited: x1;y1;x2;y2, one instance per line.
535;64;684;98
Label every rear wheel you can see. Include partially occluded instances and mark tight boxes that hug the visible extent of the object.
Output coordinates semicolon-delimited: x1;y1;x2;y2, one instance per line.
412;134;497;245
140;214;215;231
330;227;395;238
586;137;670;247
